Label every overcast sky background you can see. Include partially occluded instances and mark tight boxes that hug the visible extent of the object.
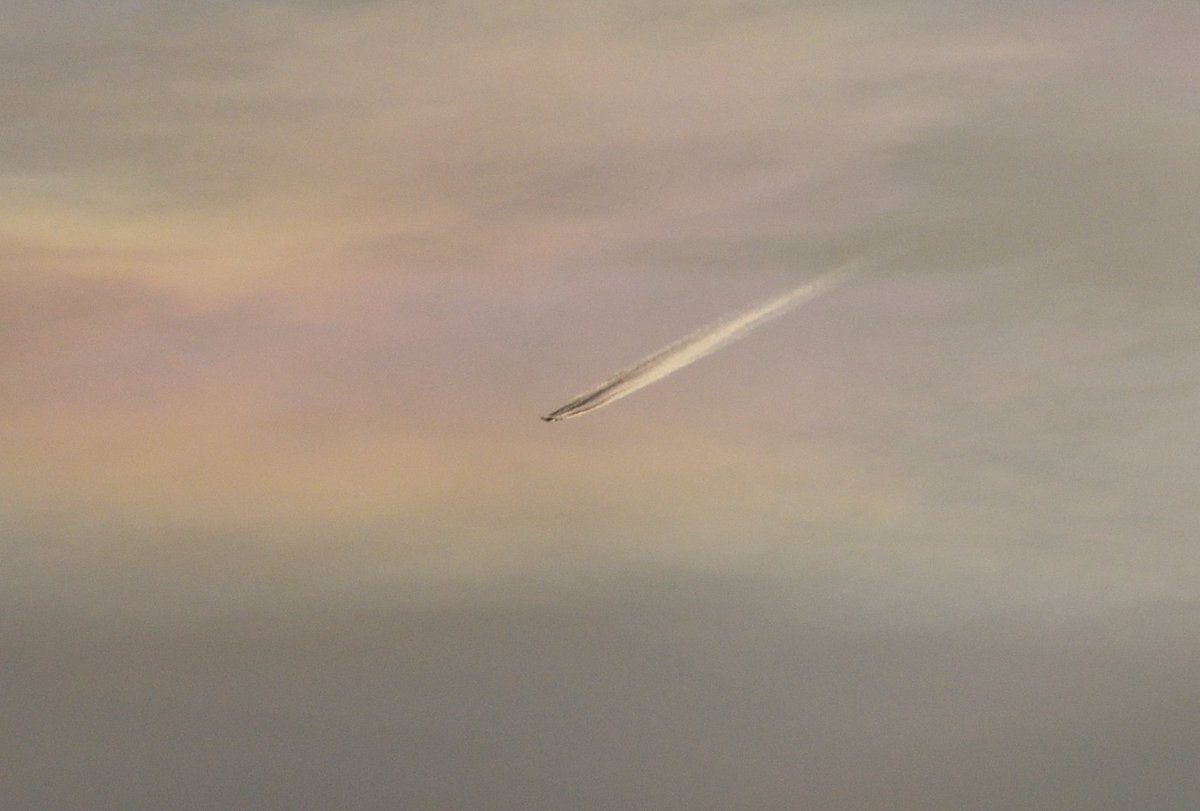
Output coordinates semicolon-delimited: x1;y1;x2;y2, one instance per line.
4;1;1199;808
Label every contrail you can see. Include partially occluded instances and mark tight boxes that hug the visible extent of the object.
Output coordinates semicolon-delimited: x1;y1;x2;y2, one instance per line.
542;259;862;422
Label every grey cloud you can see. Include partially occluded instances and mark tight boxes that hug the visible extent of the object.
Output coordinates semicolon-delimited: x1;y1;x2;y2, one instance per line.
5;2;1200;807
4;575;1199;810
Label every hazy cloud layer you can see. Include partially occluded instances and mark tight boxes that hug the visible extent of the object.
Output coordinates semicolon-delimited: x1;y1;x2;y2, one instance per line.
4;1;1199;808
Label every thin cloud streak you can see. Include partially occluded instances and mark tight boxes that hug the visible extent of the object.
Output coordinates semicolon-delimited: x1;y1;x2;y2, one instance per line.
542;258;865;421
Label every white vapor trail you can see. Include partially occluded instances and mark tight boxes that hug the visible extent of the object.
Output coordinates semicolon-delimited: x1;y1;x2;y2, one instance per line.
541;260;861;422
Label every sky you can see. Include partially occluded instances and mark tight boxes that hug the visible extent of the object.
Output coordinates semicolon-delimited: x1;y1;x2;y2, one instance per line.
3;1;1200;808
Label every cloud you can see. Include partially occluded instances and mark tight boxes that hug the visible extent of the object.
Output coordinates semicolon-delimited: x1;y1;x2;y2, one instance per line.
5;571;1199;808
2;0;1077;293
5;3;1200;806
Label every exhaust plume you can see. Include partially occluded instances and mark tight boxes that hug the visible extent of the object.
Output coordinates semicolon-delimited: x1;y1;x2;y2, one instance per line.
542;259;862;422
